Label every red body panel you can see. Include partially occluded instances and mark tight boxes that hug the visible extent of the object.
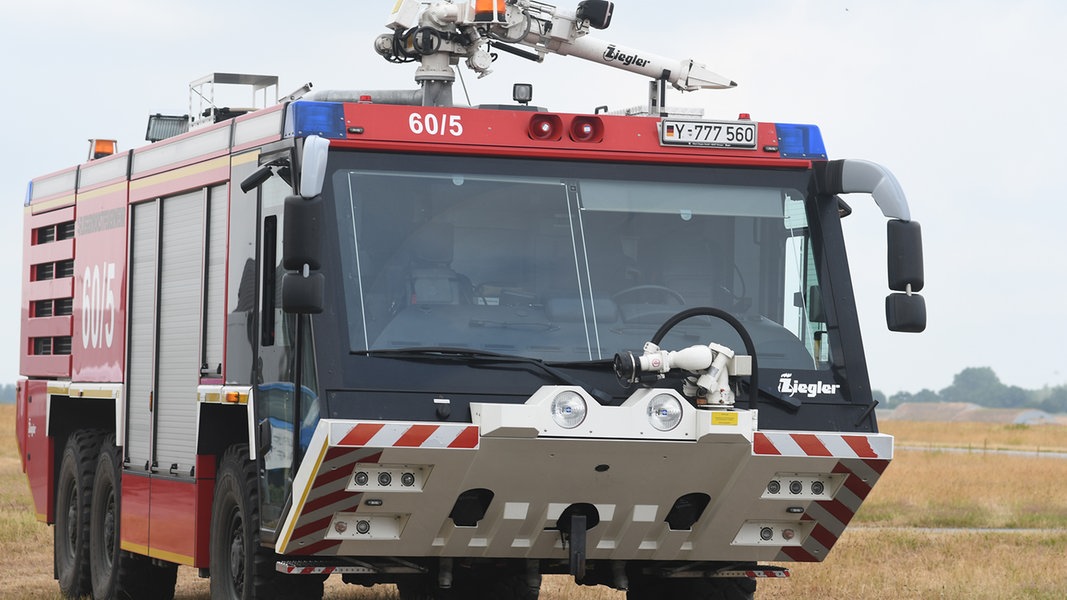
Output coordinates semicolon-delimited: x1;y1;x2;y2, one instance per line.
120;458;215;567
71;183;128;382
120;472;151;555
337;103;800;167
17;379;52;521
148;477;200;565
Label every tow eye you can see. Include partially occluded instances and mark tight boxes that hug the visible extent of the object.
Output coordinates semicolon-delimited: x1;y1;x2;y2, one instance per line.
555;503;599;581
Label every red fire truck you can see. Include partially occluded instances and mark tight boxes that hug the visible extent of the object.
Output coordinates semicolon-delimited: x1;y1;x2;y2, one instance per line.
17;1;925;599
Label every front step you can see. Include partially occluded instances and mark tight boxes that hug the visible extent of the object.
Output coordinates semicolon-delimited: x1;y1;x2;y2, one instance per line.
712;565;791;579
276;557;427;575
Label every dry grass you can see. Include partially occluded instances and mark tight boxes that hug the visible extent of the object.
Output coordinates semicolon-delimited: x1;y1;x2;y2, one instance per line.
881;420;1067;453
757;529;1067;600
4;405;1067;599
858;449;1067;529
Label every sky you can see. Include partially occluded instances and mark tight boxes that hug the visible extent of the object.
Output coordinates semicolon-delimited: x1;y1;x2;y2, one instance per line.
1;1;1065;395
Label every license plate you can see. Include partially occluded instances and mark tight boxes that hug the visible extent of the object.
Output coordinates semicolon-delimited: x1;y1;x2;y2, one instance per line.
660;119;757;149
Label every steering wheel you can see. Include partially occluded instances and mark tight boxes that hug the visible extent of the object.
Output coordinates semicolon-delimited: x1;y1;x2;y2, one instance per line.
611;285;686;305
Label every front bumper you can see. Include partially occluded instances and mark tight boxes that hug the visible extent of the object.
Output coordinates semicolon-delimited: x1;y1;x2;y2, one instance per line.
276;386;892;564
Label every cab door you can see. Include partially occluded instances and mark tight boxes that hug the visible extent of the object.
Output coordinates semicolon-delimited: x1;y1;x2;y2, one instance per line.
253;176;321;534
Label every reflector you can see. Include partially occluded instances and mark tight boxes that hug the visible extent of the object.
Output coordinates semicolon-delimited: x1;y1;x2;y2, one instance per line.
88;139;118;160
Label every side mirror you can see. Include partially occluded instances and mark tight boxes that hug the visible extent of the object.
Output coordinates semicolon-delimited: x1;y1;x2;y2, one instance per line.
282;272;325;314
806;285;826;323
886;292;926;333
257;418;273;456
887;219;923;292
885;219;926;332
817;160;926;333
282;195;324;314
283;195;322;270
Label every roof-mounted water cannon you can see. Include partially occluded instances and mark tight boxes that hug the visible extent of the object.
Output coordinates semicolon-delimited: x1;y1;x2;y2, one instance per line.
376;0;735;107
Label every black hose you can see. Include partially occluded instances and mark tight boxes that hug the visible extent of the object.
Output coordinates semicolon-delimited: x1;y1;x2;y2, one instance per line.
650;307;759;409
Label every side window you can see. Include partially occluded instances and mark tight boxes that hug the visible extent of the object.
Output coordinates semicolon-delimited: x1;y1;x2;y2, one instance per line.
782;196;830;368
258;176;289;352
202;183;227;378
226;155;260;385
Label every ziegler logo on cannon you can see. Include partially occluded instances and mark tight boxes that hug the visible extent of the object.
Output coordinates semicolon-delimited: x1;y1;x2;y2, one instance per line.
603;45;650;68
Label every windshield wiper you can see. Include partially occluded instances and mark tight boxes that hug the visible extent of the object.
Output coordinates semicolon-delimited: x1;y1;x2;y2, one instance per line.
358;347;615;404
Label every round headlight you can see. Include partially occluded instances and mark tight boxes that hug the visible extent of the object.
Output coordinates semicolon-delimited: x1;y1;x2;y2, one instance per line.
647;393;683;431
551;390;587;429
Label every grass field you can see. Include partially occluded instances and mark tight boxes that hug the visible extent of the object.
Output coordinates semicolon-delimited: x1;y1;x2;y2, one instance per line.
3;407;1066;599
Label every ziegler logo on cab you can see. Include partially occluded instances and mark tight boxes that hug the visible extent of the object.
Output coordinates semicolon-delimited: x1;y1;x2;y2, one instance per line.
778;373;841;398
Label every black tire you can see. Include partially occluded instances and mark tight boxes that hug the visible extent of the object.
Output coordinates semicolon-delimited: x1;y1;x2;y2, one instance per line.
477;570;540;600
397;579;445;600
210;444;324;600
90;434;178;600
55;429;104;599
625;576;657;600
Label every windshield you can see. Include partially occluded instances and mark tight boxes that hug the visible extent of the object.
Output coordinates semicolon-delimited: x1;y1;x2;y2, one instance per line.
329;153;829;371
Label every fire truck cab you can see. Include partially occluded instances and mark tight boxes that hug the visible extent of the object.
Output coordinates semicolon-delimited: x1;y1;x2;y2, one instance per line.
17;2;925;599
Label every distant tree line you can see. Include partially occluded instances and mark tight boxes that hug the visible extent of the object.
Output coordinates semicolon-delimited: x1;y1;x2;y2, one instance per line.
879;366;1067;414
0;383;16;403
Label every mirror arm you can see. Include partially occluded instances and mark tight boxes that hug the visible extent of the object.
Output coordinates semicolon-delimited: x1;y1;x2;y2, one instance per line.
815;159;910;221
298;135;330;198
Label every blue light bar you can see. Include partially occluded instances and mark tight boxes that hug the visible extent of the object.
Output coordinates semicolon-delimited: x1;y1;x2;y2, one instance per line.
285;101;346;139
775;123;827;159
24;181;33;206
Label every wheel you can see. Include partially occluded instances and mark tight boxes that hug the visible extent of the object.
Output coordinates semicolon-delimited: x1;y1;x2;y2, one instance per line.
477;570;540;600
625;576;658;600
90;434;178;600
55;429;104;599
210;444;324;600
456;565;539;600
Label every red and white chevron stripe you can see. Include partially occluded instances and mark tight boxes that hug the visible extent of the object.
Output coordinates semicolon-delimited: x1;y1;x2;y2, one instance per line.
279;421;481;555
750;431;893;562
753;431;892;460
775;457;890;563
330;422;479;449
